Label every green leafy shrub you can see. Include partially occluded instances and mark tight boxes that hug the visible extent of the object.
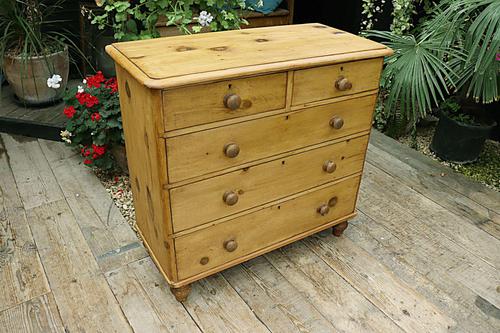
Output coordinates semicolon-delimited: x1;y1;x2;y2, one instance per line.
61;72;123;170
87;0;249;41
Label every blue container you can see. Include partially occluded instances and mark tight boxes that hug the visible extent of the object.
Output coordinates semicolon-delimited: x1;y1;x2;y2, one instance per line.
246;0;284;14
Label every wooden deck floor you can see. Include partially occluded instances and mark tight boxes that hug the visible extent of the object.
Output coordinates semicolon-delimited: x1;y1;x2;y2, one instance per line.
0;130;499;333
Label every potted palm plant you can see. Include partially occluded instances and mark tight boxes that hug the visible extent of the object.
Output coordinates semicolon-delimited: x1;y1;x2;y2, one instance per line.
0;0;70;105
366;0;499;162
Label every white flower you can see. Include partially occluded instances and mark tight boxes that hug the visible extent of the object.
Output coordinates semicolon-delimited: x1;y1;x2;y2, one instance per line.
47;74;63;89
83;79;87;84
196;11;213;27
77;85;84;93
60;130;72;144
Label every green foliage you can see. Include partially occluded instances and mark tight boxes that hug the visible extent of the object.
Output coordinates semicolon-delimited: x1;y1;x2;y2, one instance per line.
365;0;499;133
366;30;462;129
425;0;500;104
439;97;478;125
0;0;69;60
87;0;248;41
62;72;122;170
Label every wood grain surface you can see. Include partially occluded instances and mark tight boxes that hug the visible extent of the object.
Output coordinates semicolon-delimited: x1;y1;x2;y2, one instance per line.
175;176;360;279
166;94;376;182
106;23;392;88
163;73;287;130
170;135;368;231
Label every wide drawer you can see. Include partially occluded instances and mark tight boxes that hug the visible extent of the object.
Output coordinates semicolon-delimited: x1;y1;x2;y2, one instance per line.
175;175;361;280
292;58;382;106
166;94;376;183
170;135;368;232
162;73;287;130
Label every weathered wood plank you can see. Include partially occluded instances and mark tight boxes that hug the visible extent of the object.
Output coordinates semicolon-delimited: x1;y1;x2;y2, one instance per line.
358;165;500;323
0;207;50;313
26;200;133;333
349;211;500;332
369;130;500;214
106;258;201;333
223;256;340;333
265;242;405;333
0;293;64;333
39;139;147;272
0;136;50;312
367;140;500;240
305;232;456;333
1;134;63;210
183;274;271;333
363;162;500;269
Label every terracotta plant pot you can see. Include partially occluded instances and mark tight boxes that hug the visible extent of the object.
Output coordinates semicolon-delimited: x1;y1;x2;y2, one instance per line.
3;47;69;105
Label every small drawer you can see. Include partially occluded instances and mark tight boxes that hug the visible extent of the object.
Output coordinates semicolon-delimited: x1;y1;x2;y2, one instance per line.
292;58;383;106
166;94;376;183
170;135;369;232
162;73;287;130
174;175;361;279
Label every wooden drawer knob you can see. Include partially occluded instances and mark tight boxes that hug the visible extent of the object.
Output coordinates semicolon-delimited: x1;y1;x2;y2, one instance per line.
323;160;337;173
335;76;352;91
224;94;242;110
329;116;344;129
328;196;338;207
317;204;330;216
223;191;239;206
224;143;240;158
224;239;238;252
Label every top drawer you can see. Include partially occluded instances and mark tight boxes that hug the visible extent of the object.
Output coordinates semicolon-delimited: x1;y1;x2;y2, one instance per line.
292;58;383;106
162;73;287;130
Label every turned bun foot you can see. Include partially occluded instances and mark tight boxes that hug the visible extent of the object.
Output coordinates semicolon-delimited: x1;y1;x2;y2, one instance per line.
170;284;191;302
332;221;348;237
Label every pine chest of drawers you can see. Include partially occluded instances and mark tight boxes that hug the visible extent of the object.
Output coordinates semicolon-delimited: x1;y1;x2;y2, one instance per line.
106;23;392;302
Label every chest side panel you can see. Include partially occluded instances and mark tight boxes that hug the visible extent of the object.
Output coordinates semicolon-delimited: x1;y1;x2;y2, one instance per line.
115;65;177;281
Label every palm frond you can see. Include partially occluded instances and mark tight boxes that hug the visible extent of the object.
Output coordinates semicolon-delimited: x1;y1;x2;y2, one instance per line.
365;30;462;127
425;0;500;103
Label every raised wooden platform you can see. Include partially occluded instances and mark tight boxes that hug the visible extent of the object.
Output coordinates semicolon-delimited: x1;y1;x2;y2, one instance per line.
0;130;499;332
0;84;67;141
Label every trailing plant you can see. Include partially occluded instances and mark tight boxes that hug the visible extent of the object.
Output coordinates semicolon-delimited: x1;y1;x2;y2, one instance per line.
365;0;499;135
62;72;123;170
360;0;437;34
86;0;249;41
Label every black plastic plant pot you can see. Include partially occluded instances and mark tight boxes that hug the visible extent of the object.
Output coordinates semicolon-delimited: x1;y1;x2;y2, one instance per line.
430;111;496;164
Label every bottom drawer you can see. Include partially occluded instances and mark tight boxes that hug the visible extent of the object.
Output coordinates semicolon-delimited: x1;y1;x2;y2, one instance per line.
175;175;361;280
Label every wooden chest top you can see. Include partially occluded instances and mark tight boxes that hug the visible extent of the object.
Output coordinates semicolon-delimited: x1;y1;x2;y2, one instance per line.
106;23;392;88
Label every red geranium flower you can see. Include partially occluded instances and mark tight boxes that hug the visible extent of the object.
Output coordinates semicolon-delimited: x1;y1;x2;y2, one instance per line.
76;92;100;108
86;71;106;88
105;78;118;93
85;95;99;108
83;159;93;165
63;106;76;118
91;112;101;122
76;92;87;105
92;144;106;156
